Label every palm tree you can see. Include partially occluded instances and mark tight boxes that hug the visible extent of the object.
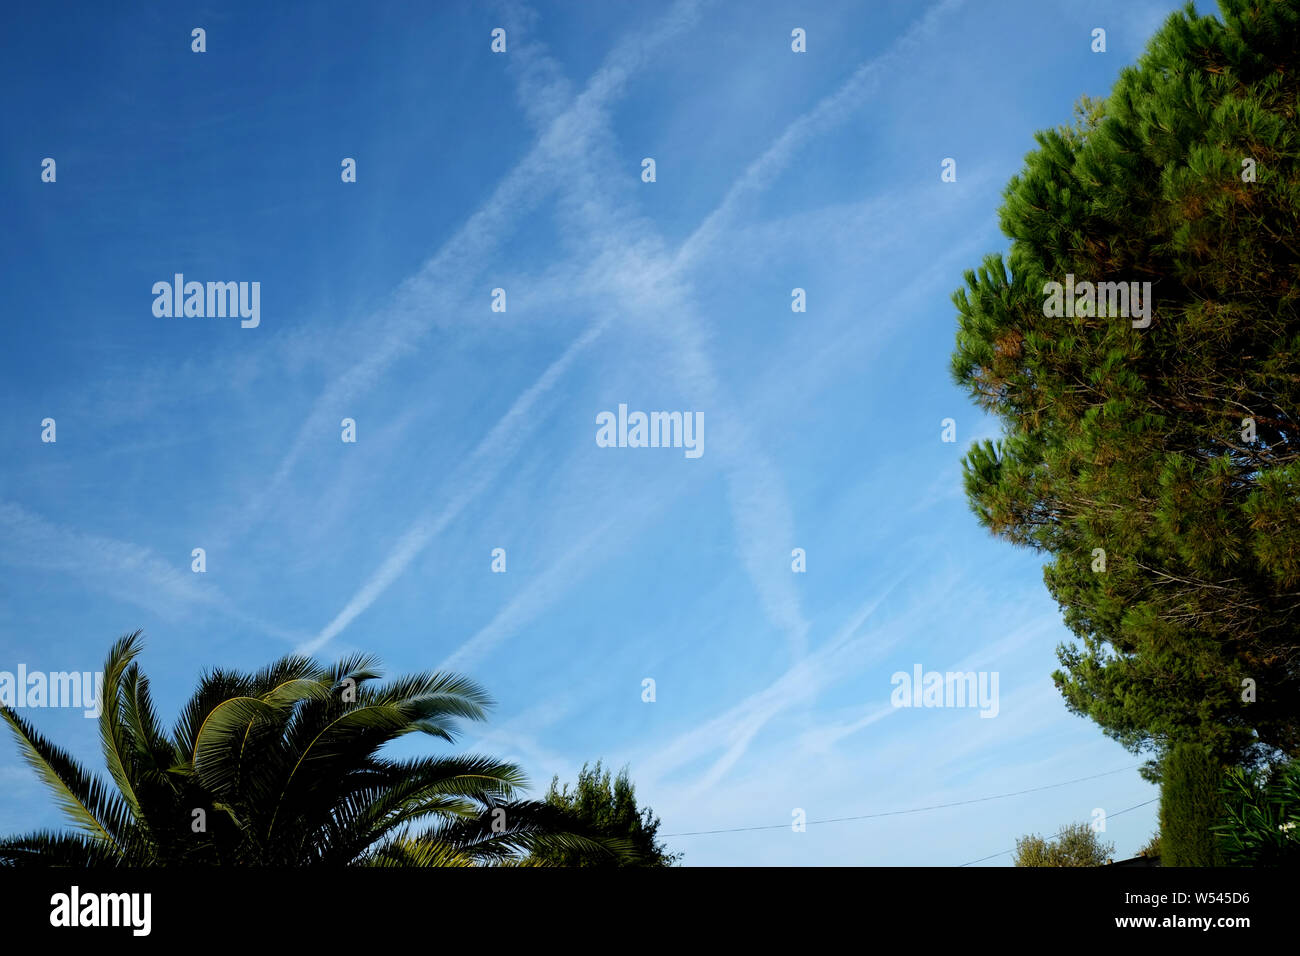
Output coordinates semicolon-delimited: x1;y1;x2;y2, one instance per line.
0;632;621;866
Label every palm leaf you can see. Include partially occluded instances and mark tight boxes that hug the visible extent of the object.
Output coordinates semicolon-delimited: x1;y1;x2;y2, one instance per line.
97;631;146;819
426;799;634;864
0;705;136;854
0;830;125;867
3;634;653;867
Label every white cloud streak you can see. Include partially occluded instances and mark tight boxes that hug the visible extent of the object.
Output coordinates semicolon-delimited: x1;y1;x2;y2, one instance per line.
0;501;303;644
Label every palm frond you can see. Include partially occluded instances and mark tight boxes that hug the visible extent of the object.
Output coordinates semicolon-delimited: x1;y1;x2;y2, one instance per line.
97;631;146;818
3;634;649;868
0;705;136;854
171;670;256;761
425;799;635;864
0;830;125;867
360;834;477;867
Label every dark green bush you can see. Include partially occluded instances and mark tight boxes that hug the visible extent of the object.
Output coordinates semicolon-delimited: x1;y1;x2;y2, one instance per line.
1160;742;1227;866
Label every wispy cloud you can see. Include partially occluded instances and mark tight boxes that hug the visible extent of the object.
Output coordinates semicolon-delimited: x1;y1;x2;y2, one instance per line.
672;0;967;271
0;502;303;643
635;569;914;794
282;1;719;657
297;321;606;656
313;0;976;665
235;0;712;547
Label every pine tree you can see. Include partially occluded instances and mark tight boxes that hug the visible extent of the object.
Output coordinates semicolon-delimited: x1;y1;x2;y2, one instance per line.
951;0;1300;769
525;761;681;866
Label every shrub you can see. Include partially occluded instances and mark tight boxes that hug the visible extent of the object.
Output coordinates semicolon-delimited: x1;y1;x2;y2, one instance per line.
1160;742;1227;866
1014;822;1113;866
1213;760;1300;866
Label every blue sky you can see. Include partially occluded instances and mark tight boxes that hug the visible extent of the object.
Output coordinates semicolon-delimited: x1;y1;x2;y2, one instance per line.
0;0;1192;865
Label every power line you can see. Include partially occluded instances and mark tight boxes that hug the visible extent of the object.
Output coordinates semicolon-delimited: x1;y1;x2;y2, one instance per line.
662;764;1141;837
957;797;1159;866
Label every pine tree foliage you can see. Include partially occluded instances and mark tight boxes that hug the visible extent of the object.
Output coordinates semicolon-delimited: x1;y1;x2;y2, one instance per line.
951;0;1300;766
526;760;681;866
